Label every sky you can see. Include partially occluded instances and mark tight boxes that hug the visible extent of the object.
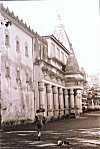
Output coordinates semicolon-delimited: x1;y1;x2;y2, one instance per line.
1;0;100;75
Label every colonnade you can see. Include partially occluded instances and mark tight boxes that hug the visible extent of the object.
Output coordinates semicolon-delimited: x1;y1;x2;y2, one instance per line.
38;81;82;118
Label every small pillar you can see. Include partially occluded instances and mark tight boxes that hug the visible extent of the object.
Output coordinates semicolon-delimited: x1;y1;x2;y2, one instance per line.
75;90;80;115
52;86;58;116
79;90;82;113
91;99;94;109
64;89;69;114
58;88;64;115
70;89;75;113
47;84;53;116
38;81;45;108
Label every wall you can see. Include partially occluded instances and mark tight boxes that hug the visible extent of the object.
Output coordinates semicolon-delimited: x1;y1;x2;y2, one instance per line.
1;14;34;124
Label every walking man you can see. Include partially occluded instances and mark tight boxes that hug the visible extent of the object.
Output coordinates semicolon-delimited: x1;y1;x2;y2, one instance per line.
35;110;44;141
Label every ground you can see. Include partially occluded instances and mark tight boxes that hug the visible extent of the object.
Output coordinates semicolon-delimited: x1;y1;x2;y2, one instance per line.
0;111;100;149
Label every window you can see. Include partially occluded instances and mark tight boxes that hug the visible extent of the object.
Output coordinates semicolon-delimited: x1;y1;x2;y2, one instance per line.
43;45;48;59
5;62;10;78
16;67;20;81
61;51;64;63
51;43;55;57
16;36;20;53
5;67;10;78
57;48;60;59
25;42;28;57
26;71;30;91
5;29;10;47
65;55;68;64
26;71;29;83
16;67;21;86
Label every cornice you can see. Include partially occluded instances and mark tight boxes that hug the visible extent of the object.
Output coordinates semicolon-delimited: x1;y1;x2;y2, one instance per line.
43;34;70;55
0;2;47;45
0;3;36;36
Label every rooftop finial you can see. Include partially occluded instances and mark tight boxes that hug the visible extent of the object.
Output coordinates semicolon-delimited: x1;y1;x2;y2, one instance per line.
53;14;71;51
57;14;64;27
58;14;61;21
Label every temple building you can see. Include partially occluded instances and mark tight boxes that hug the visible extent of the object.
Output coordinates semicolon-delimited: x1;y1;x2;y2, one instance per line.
0;3;86;126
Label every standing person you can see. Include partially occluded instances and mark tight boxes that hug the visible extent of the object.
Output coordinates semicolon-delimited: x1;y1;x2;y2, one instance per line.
35;110;44;141
82;107;85;113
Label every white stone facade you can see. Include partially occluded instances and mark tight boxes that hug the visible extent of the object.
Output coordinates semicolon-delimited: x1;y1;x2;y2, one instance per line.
34;35;84;119
0;4;35;125
0;3;85;126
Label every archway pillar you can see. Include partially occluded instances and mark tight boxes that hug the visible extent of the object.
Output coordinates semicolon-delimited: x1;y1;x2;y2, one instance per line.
52;86;59;116
38;81;45;109
74;90;80;115
46;84;53;117
58;88;64;115
69;89;75;113
64;89;69;114
79;90;82;113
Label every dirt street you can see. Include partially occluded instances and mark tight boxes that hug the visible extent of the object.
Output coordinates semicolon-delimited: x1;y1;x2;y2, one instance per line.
0;111;100;149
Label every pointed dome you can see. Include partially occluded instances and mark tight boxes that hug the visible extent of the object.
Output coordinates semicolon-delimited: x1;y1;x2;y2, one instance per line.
65;46;80;74
53;15;71;52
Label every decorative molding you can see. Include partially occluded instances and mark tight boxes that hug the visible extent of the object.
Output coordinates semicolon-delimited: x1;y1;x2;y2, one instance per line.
38;81;44;91
50;72;55;80
64;89;68;95
52;86;58;94
70;89;74;95
58;88;63;95
46;84;52;93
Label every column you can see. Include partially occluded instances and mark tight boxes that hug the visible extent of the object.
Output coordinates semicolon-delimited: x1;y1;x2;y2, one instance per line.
75;90;80;115
79;90;82;113
76;90;82;113
64;89;69;114
38;81;45;109
70;89;75;113
74;91;77;108
52;86;58;116
44;84;47;117
58;88;64;115
46;84;53;117
31;90;35;120
91;99;94;109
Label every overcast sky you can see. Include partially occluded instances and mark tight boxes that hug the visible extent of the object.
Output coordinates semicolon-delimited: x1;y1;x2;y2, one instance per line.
1;0;100;75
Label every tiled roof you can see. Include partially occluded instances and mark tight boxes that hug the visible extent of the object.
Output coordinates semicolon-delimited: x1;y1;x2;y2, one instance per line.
65;48;80;74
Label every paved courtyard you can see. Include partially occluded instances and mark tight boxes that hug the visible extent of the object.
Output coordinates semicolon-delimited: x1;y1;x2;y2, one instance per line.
0;111;100;149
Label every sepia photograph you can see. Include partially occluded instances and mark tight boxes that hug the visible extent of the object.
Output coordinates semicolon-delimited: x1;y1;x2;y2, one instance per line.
0;0;100;148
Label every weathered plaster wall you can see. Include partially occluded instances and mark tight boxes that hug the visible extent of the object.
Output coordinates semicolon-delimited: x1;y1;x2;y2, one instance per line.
1;14;34;124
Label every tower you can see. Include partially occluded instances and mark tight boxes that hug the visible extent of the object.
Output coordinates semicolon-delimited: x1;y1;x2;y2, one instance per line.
53;15;71;52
